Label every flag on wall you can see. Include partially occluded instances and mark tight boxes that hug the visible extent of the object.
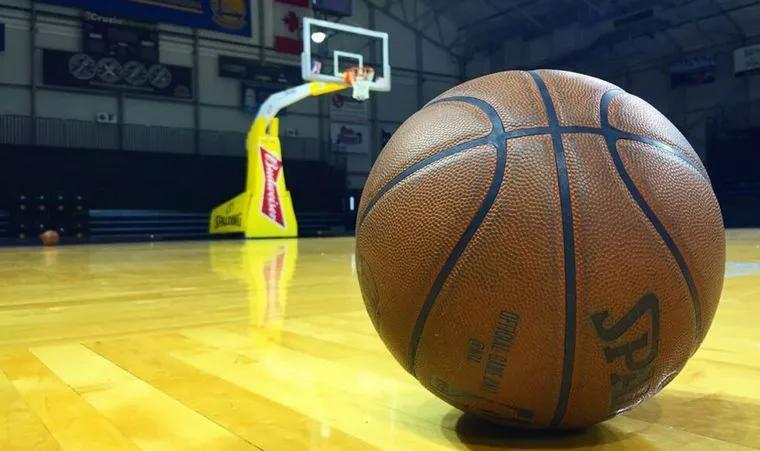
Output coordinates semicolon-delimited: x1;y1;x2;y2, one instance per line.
273;0;310;54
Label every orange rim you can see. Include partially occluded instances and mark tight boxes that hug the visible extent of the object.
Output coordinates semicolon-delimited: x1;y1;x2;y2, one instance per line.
343;66;375;86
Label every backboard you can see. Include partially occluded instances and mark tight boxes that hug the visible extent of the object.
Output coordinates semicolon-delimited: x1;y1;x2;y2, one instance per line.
301;17;391;92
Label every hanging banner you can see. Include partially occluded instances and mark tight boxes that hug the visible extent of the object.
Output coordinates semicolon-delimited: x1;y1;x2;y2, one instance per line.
669;53;716;87
331;123;369;155
43;49;193;99
330;93;368;123
0;23;5;52
734;43;760;75
36;0;251;36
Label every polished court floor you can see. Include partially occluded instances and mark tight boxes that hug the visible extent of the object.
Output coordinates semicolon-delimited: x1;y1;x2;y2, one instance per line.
0;231;758;450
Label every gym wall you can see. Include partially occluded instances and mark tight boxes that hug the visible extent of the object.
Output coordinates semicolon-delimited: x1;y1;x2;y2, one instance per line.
0;0;463;208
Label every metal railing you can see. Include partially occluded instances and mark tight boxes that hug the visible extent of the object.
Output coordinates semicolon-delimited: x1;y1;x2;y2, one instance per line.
0;115;32;146
0;115;248;155
36;117;119;149
122;124;195;154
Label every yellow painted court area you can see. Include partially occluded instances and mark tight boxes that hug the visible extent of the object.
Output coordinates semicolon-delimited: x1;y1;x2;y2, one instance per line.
0;231;758;450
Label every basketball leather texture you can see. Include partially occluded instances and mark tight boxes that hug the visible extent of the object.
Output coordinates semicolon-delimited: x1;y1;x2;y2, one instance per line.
355;70;725;429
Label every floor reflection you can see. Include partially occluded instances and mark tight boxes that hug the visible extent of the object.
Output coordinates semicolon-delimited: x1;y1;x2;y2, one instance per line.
210;239;299;345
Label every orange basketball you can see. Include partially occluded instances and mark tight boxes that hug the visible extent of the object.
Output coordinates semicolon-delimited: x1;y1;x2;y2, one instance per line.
40;230;60;246
355;70;725;429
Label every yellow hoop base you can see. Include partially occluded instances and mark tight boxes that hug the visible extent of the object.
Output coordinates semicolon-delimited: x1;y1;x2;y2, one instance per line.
209;81;349;238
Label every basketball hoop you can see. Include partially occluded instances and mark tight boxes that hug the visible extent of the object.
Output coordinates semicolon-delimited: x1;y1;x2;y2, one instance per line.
343;66;375;101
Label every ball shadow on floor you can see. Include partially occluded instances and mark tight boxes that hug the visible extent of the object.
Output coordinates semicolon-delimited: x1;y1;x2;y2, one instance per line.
440;409;655;450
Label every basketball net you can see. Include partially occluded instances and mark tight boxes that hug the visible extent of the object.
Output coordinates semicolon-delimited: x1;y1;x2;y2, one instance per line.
343;66;375;101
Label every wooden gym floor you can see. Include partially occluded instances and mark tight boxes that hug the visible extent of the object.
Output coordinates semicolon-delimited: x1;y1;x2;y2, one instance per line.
0;231;758;450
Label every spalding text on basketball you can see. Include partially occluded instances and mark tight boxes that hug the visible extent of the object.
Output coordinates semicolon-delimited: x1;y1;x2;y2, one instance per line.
591;293;661;415
480;310;520;394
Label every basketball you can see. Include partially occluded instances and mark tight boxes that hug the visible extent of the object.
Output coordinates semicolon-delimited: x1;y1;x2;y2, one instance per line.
40;230;60;246
355;70;725;429
5;0;760;446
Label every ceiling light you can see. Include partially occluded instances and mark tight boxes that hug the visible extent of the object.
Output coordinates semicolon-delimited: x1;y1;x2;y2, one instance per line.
311;31;327;44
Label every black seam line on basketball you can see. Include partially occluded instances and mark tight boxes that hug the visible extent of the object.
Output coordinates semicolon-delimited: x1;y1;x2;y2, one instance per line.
600;89;703;346
357;96;504;228
428;96;505;131
407;95;508;375
505;127;550;138
356;136;492;226
513;125;709;182
360;104;707;229
613;132;710;181
528;70;577;430
557;127;709;182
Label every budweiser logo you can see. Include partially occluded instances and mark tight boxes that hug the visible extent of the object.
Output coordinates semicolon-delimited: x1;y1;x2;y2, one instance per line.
260;147;285;228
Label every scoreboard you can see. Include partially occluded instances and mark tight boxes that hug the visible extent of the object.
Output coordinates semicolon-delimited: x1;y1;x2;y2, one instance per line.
82;11;158;62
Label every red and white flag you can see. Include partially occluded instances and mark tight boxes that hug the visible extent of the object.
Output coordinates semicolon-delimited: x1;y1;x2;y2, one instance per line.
272;0;310;54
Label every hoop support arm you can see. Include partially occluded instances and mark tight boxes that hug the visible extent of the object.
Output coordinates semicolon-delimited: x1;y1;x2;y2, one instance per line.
256;81;348;128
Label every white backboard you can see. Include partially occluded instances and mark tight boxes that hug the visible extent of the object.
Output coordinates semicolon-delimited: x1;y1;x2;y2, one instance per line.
301;17;391;92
